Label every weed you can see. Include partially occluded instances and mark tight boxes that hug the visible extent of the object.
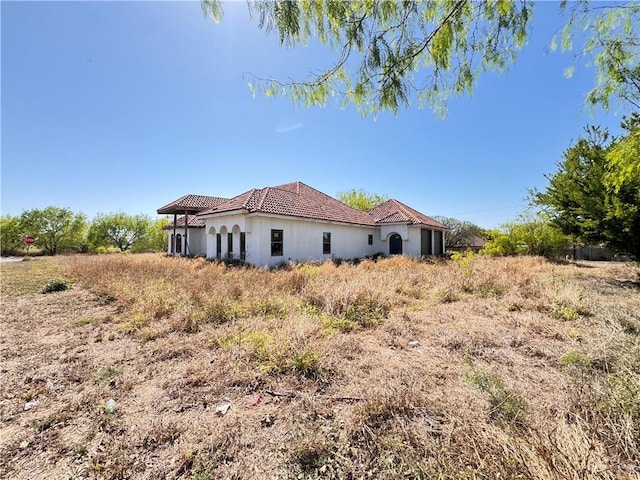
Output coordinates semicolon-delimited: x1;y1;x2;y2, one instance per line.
291;345;322;380
116;312;149;333
322;316;360;333
559;351;592;369
466;368;528;426
551;303;580;321
69;443;89;458
620;316;640;335
605;373;640;422
197;300;243;323
42;278;70;293
73;317;94;326
247;297;289;318
93;365;122;384
32;415;56;432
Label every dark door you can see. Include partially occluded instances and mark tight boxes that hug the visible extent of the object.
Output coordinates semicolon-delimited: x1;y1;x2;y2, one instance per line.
421;229;432;256
434;231;443;255
175;234;182;255
389;234;403;255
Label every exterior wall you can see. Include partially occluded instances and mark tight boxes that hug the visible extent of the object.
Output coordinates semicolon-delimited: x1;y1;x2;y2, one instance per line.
187;229;206;256
166;228;207;256
203;214;447;266
380;225;447;256
204;214;381;267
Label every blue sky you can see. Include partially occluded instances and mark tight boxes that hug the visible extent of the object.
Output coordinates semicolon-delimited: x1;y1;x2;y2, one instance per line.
1;1;630;229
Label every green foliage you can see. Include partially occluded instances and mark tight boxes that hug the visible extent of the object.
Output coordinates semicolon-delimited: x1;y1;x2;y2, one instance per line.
88;212;156;252
203;1;639;115
42;278;71;294
132;217;169;252
93;365;123;384
559;351;592;369
20;206;87;255
434;216;484;250
219;330;323;379
533;122;640;260
605;373;640;423
481;213;570;258
480;229;518;257
0;215;25;255
466;368;528;425
559;1;640;111
551;303;581;322
203;0;532;115
336;188;388;211
606;113;640;190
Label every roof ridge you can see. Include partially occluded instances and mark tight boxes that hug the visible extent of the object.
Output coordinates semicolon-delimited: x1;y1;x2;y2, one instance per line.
254;187;271;210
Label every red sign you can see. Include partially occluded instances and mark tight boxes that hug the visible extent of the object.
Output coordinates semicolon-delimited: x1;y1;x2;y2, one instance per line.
24;235;36;245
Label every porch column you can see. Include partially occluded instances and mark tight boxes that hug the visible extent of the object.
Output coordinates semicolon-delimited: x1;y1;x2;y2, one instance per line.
184;210;188;256
172;213;177;255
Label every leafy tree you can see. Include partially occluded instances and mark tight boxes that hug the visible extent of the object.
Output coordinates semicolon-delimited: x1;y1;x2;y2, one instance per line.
337;188;389;211
20;207;87;255
558;1;640;111
482;214;570;258
532;122;640;260
131;217;169;253
0;215;25;255
433;216;484;249
88;213;154;252
202;1;639;115
203;0;532;115
606;112;640;188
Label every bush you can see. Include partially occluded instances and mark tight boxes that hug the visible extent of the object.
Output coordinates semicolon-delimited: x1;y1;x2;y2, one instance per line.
42;278;70;293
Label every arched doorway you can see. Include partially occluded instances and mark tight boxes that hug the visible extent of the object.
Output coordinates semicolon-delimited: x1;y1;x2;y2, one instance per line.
389;233;402;255
175;234;182;255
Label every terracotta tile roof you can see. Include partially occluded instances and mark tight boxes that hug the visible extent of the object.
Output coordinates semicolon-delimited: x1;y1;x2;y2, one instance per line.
157;194;228;215
163;215;205;230
369;199;448;229
199;182;376;226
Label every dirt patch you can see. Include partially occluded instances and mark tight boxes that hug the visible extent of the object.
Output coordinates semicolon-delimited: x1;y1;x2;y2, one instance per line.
1;256;638;479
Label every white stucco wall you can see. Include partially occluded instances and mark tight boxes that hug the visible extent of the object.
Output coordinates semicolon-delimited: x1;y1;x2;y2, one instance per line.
187;229;206;256
204;213;383;266
201;213;447;266
165;228;206;256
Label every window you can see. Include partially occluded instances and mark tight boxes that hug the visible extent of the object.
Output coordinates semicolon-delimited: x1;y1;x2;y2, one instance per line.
216;233;221;259
228;232;233;253
368;234;373;246
271;229;283;256
323;232;331;255
240;232;246;260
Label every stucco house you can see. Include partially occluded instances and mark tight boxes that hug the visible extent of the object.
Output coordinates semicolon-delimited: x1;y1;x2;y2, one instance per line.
157;181;447;266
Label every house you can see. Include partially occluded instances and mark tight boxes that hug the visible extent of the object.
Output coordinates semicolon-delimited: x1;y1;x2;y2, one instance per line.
448;235;487;253
157;182;447;266
157;194;228;256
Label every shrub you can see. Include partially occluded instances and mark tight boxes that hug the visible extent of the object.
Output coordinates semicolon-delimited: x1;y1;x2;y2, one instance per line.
42;278;70;293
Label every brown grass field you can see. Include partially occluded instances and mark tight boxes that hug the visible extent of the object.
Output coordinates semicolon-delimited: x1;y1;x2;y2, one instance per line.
1;253;639;479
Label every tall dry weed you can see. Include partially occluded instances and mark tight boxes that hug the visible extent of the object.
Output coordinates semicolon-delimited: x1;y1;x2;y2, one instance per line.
42;253;639;479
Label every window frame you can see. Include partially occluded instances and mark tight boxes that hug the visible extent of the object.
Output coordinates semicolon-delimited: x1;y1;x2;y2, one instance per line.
271;229;283;257
323;232;331;255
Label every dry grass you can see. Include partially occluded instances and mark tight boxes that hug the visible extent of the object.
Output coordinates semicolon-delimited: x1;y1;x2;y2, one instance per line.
1;253;638;479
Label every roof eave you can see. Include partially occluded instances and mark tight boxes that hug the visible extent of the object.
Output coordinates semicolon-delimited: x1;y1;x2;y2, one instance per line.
197;208;251;219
